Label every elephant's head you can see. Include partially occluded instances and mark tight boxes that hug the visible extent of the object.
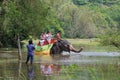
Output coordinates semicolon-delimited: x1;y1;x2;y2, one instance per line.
50;40;70;55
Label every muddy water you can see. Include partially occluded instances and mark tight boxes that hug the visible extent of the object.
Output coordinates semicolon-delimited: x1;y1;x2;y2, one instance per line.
0;50;120;80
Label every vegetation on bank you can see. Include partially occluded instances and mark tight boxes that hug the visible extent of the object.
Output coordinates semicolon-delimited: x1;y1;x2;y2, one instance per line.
0;0;120;48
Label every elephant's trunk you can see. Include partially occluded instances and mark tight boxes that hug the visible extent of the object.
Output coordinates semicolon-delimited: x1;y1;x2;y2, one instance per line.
71;47;83;53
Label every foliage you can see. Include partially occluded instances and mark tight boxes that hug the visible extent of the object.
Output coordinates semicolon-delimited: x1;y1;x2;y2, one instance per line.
99;30;120;49
1;0;120;47
0;0;59;47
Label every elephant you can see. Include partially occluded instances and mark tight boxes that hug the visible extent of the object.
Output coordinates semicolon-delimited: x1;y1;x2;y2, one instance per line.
50;39;83;56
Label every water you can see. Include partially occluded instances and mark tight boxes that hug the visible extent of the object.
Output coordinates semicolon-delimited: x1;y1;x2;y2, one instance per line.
0;49;120;80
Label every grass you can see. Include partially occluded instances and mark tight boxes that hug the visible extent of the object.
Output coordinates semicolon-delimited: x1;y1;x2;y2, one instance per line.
66;38;100;46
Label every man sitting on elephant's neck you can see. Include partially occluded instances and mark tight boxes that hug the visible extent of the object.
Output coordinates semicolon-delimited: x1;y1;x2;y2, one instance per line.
54;31;62;41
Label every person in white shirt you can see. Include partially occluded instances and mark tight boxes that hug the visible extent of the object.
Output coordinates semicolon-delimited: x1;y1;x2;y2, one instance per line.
46;31;52;44
40;33;46;46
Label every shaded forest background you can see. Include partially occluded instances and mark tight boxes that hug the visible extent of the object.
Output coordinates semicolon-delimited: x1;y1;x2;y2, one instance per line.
0;0;120;48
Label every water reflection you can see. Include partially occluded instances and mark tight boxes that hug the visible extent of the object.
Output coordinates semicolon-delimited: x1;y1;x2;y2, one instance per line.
27;65;34;80
40;63;61;76
18;61;22;80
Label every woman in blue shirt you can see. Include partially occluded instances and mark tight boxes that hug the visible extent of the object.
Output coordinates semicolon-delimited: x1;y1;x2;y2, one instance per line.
26;39;35;65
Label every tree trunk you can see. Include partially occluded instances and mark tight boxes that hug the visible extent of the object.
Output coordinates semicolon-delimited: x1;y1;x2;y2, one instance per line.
17;34;22;60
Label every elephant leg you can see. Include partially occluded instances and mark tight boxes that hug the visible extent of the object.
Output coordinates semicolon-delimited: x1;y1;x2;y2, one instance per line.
69;45;83;53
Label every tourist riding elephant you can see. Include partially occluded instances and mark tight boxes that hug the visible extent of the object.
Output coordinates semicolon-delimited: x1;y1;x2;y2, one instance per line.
50;39;83;56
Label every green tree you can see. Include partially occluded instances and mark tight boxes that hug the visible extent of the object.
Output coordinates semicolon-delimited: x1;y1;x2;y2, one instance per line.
0;0;59;47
